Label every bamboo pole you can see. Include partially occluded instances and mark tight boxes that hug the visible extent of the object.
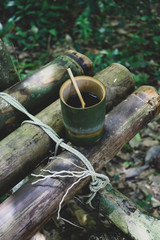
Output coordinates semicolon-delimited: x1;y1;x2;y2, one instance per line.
0;86;159;240
93;186;160;240
0;63;134;196
0;50;93;139
0;39;20;91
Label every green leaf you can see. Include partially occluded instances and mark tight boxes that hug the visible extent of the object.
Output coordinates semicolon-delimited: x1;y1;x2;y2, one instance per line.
6;1;15;7
49;29;57;37
134;133;141;142
124;161;134;167
0;22;3;31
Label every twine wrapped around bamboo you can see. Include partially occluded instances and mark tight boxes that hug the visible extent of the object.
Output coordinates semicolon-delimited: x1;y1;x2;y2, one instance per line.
0;63;135;196
0;86;159;240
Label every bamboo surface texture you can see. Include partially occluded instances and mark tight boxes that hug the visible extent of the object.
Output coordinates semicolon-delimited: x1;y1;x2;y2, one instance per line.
0;39;20;91
94;185;160;240
0;63;135;195
0;86;159;240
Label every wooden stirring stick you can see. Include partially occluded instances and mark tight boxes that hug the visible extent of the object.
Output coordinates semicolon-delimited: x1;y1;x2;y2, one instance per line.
67;68;86;108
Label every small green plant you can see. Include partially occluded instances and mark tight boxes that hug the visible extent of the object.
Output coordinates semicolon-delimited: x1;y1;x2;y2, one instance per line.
134;133;142;142
113;173;120;181
0;0;159;87
123;144;132;150
124;161;134;167
152;171;160;176
132;73;149;88
136;194;152;212
74;15;92;43
86;49;121;74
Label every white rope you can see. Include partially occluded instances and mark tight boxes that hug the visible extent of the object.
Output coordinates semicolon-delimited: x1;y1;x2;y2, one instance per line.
0;92;110;219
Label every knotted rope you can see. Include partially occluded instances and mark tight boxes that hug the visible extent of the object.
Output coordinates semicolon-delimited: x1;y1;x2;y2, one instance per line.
0;92;110;218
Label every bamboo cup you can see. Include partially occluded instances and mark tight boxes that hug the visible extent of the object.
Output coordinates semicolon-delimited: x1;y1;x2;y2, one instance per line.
59;76;106;145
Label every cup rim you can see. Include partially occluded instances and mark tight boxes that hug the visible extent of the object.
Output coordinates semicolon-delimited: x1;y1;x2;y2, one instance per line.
59;76;106;109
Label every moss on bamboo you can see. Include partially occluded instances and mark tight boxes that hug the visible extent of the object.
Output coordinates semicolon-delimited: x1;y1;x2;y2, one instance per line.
0;39;20;91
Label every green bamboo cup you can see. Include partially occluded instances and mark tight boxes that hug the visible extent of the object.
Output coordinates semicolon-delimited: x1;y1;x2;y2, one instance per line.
59;76;106;146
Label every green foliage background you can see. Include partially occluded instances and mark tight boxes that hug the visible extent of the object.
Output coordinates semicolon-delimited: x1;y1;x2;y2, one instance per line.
0;0;160;87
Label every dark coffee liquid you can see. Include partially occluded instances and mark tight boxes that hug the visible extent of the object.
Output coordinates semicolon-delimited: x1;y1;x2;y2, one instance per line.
66;91;101;108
